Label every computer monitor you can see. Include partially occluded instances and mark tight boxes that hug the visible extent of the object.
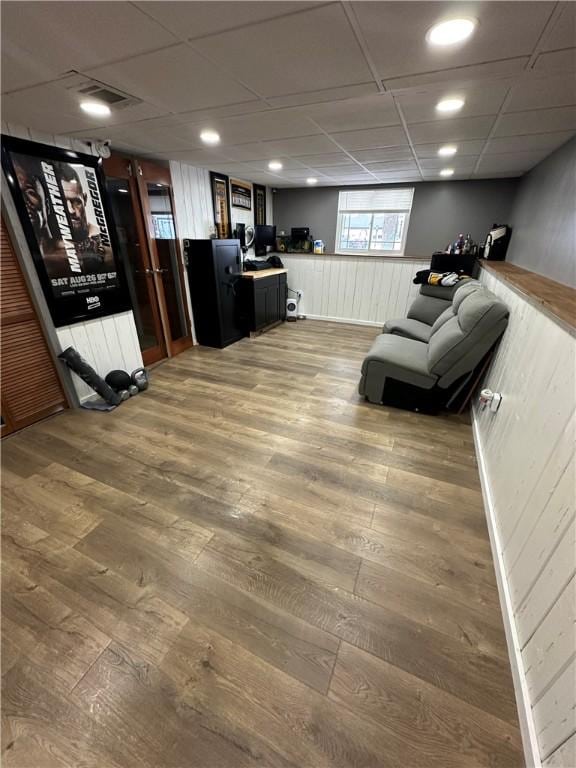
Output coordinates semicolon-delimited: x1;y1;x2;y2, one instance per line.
254;224;276;255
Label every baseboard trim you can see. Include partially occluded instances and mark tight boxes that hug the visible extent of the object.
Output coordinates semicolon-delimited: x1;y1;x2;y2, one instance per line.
304;314;381;328
472;410;542;768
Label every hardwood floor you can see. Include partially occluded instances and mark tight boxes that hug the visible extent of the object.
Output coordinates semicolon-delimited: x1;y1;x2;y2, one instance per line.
1;320;523;768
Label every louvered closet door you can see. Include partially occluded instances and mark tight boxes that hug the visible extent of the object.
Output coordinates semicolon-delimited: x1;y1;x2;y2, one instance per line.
1;219;68;436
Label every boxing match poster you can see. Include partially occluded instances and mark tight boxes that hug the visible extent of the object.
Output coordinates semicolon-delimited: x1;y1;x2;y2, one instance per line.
2;136;130;326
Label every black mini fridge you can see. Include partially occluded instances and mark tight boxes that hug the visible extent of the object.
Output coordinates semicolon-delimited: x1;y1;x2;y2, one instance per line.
184;239;245;348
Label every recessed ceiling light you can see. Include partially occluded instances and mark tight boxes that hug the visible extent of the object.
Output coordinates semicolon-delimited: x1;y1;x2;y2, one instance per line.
80;101;111;117
440;168;455;177
118;188;128;193
200;130;220;145
438;145;458;157
427;18;477;46
156;183;164;187
436;97;465;113
306;177;318;185
268;160;283;171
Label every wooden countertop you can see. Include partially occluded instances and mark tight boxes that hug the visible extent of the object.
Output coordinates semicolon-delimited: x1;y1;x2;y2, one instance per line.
241;267;288;280
480;261;576;336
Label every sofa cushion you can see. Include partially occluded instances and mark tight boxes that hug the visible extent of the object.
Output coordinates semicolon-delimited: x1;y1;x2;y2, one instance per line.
361;334;437;390
383;318;433;343
407;293;451;325
430;306;455;335
452;279;482;311
419;283;460;300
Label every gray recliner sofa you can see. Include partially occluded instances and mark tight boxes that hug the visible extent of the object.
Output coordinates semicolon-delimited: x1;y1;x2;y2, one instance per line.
359;280;509;412
383;280;481;342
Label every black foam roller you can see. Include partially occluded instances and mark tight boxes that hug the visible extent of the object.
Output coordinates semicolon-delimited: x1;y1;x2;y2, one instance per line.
58;347;122;406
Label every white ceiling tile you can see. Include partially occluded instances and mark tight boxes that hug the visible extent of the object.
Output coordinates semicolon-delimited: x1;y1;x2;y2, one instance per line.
270;169;326;180
86;44;256;113
200;110;320;145
408;116;495;144
1;83;167;137
476;150;550;173
421;170;471;181
191;4;373;97
533;48;576;74
541;2;576;52
262;135;339;155
1;40;63;93
493;106;576;137
325;173;376;183
1;2;177;93
506;74;576;113
317;165;367;177
74;123;199;153
136;2;324;41
419;156;479;172
384;57;529;91
413;140;485;159
246;158;309;172
353;1;552;80
330;126;408;150
307;94;400;132
398;83;509;124
267;83;378;108
153;148;239;166
484;132;575;154
216;142;287;162
364;160;419;172
167;100;271;125
373;172;422;182
292;153;356;167
348;147;414;163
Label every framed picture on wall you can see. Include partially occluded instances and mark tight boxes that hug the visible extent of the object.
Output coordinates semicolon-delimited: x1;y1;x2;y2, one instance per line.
254;184;266;225
230;179;252;210
1;135;131;327
209;171;232;238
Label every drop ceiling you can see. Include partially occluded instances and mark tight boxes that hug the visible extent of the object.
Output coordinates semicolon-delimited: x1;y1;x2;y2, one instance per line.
1;1;575;187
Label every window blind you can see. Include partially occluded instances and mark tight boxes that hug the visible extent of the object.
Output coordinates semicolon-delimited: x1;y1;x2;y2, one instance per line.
338;188;414;212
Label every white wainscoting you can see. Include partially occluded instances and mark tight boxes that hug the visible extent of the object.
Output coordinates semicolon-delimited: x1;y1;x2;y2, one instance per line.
2;122;143;402
281;253;429;326
473;269;576;768
56;312;142;402
170;162;213;241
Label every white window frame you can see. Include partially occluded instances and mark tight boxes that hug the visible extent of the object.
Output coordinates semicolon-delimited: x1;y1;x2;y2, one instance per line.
335;188;414;257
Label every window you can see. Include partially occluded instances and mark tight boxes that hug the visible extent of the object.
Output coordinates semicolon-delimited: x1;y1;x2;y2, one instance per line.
336;188;414;256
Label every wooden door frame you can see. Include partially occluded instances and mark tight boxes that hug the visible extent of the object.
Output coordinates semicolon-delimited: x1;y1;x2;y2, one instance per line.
103;154;167;366
133;158;193;357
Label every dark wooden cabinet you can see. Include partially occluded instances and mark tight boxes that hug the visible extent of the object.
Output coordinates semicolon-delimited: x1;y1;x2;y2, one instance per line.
240;271;287;332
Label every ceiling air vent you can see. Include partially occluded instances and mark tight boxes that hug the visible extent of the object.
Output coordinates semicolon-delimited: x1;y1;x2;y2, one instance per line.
59;70;142;111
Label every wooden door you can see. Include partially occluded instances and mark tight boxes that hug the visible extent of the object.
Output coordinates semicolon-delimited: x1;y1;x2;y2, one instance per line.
103;155;167;366
1;219;68;436
134;159;193;357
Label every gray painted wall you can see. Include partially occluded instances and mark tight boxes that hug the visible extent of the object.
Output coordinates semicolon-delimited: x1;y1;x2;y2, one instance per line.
507;136;576;288
273;178;519;257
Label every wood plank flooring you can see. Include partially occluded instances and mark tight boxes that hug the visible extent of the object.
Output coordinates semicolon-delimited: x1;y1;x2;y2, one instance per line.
1;320;523;768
